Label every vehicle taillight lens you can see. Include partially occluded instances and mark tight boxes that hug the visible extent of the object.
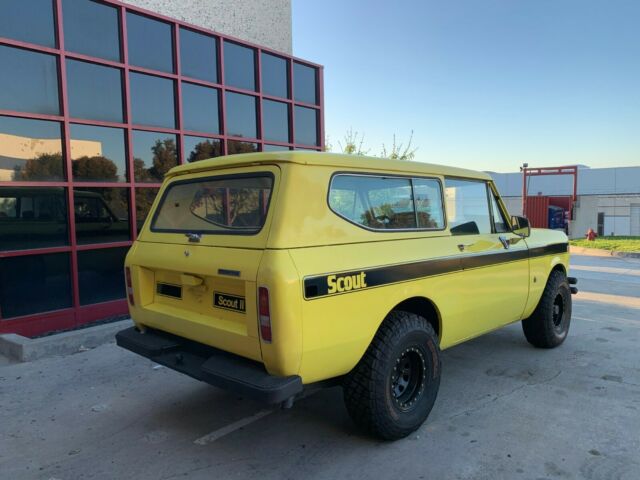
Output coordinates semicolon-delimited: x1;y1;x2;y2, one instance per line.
258;286;272;343
125;266;134;306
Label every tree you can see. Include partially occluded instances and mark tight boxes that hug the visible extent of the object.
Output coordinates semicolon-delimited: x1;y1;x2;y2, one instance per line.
188;140;222;163
14;153;64;181
72;156;118;181
149;138;178;180
380;131;417;161
337;128;369;155
227;141;258;155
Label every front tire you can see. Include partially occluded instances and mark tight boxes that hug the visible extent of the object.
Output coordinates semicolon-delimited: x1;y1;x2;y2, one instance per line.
342;311;441;440
522;269;572;348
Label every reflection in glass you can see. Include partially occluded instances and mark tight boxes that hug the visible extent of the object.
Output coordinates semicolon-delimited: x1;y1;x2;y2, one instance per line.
0;253;72;319
225;92;257;139
127;12;174;73
135;187;159;232
262;100;290;143
294;62;317;104
261;53;288;98
130;72;175;129
63;0;121;61
66;59;123;122
182;83;220;134
132;130;178;183
294;106;318;146
74;187;130;244
0;46;59;115
227;141;258;155
184;136;222;163
0;0;56;48
262;144;290;152
0;187;68;251
180;28;217;82
224;41;255;91
77;247;128;305
0;116;64;182
70;124;127;182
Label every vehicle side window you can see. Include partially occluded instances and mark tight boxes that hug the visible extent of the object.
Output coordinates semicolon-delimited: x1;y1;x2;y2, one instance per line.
413;179;445;228
490;193;510;233
0;197;18;218
329;175;445;230
444;178;491;235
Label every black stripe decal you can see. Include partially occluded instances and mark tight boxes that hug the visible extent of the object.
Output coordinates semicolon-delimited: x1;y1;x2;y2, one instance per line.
303;242;568;300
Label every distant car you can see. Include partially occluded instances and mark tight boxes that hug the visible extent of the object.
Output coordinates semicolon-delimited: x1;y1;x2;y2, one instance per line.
116;152;578;440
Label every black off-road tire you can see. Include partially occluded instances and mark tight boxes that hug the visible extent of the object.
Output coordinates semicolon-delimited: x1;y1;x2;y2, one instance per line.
342;311;441;440
522;269;572;348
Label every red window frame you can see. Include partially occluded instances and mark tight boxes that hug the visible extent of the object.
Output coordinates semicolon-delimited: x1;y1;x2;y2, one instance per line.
0;0;324;336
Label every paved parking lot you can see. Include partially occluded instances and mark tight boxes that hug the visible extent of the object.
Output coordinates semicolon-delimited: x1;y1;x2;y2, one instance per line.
1;253;639;480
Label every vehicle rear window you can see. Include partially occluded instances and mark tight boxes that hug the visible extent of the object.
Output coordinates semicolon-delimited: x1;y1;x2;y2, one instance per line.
329;174;444;230
151;173;273;234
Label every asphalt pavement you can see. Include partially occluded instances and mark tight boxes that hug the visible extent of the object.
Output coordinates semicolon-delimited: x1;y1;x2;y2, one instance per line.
1;253;639;480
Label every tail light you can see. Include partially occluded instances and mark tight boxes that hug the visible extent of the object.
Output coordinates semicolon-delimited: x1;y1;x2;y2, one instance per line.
125;266;134;306
258;286;272;343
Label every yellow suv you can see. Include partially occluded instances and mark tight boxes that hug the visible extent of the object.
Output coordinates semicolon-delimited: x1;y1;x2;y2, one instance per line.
116;152;577;440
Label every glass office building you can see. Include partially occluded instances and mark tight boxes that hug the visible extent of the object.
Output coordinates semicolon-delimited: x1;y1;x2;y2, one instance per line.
0;0;323;336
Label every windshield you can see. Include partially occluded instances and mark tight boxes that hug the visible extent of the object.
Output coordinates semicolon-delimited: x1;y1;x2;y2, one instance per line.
151;173;274;234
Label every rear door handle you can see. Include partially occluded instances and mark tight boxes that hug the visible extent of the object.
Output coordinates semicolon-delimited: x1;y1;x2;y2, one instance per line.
457;243;473;252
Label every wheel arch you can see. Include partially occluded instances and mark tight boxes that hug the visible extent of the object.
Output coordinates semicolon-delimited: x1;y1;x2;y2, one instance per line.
387;296;442;341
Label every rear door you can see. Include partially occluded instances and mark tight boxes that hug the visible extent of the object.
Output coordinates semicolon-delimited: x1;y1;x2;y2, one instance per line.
130;165;280;360
443;178;529;342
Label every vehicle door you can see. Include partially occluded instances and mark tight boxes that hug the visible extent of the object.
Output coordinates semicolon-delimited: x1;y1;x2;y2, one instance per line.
444;178;529;342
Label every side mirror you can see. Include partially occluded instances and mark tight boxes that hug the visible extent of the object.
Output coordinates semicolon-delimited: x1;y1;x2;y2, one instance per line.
511;215;531;238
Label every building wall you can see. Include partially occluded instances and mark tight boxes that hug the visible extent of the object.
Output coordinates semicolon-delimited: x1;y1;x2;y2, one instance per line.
0;0;320;337
121;0;292;53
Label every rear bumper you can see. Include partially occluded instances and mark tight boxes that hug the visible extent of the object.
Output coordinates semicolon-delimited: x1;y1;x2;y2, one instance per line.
115;327;302;404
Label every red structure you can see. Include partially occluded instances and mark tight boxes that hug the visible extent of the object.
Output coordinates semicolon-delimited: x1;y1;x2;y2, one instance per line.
0;0;323;336
522;166;578;228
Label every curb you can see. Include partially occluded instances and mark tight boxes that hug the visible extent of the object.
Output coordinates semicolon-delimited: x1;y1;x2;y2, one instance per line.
0;318;133;363
569;245;640;259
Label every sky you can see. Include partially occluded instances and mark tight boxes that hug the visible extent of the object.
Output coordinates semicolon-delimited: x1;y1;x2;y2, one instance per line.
292;0;640;172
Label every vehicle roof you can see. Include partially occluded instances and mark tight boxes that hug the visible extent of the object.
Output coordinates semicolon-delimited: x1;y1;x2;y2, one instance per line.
166;151;492;181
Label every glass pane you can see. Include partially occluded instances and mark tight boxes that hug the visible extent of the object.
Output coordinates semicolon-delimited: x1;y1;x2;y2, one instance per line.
413;179;445;229
0;46;59;115
130;72;175;128
262;144;289;152
294;106;318;146
225;92;256;139
0;116;64;182
0;253;72;319
74;187;130;244
223;41;255;91
261;53;288;98
152;174;273;233
0;0;56;48
0;187;68;250
294;62;317;104
182;83;219;134
66;59;123;122
77;247;127;305
70;124;127;182
227;141;258;155
262;100;289;143
135;187;159;232
444;179;491;235
126;12;173;73
329;175;415;229
184;136;221;163
180;28;217;82
132;130;177;182
490;193;510;233
63;0;120;61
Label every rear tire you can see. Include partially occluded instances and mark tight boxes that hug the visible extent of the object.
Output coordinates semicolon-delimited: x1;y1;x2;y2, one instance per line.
522;269;572;348
342;311;441;440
